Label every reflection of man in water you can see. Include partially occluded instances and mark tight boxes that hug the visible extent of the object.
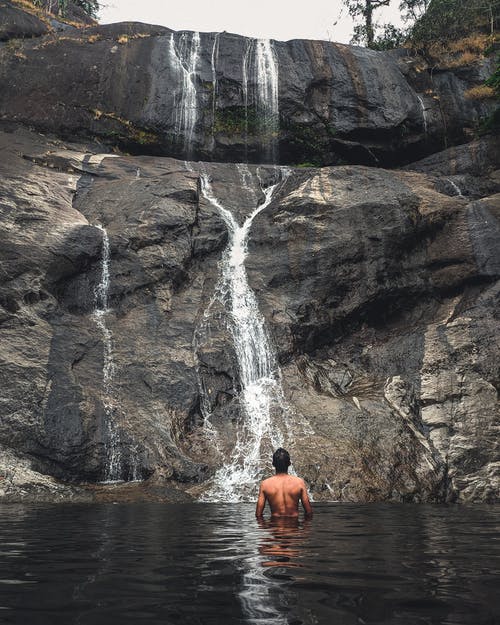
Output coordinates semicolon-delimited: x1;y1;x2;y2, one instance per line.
255;448;313;519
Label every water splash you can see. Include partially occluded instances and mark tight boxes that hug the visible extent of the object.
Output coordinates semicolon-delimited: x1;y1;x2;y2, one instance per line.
92;225;121;482
169;31;201;153
198;167;291;501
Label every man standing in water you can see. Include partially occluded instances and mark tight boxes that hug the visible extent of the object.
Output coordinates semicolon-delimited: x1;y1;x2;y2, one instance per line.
255;448;313;518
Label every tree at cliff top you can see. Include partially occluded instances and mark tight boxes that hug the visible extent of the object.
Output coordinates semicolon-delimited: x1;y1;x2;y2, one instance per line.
32;0;99;18
342;0;391;47
352;0;499;50
409;0;499;44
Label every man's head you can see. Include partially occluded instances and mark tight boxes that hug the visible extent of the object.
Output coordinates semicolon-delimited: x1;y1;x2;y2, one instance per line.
272;448;291;473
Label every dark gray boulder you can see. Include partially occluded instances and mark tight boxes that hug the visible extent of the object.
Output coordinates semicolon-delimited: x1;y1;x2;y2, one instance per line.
0;1;49;41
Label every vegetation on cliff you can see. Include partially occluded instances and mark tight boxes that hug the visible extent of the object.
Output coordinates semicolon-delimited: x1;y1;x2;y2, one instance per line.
17;0;98;22
344;0;499;50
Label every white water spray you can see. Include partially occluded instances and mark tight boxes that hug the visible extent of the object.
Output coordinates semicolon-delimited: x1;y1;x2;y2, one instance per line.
169;31;201;152
92;225;121;482
255;39;279;162
198;168;291;501
242;38;254;155
241;38;280;162
211;32;220;143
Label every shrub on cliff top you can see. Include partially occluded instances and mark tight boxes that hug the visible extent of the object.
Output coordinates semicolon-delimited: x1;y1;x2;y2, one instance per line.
31;0;99;19
409;0;499;45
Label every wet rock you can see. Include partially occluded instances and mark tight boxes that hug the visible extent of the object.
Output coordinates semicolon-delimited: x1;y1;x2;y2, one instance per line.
0;126;498;502
0;4;495;165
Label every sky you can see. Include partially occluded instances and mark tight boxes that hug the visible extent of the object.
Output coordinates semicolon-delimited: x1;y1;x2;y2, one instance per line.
98;0;405;44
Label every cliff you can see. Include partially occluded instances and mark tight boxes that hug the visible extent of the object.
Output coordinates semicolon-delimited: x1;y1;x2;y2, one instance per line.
0;2;496;166
0;1;498;503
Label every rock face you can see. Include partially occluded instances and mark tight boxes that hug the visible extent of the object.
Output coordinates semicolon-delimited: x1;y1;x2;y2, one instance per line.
0;1;496;166
0;2;498;503
0;124;498;503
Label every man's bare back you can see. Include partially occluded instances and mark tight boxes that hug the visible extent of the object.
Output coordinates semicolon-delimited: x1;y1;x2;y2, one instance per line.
255;449;313;518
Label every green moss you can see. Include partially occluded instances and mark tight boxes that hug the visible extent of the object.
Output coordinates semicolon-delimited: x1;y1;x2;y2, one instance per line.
282;119;329;166
479;107;500;135
89;108;159;145
213;106;257;135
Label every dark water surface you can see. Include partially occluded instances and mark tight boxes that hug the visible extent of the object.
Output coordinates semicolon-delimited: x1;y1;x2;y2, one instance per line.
0;503;498;625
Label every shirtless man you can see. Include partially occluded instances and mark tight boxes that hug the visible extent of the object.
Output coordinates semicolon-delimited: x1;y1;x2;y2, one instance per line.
255;448;313;518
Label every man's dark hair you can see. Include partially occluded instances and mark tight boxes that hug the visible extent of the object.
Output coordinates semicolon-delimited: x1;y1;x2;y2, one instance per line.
272;448;291;473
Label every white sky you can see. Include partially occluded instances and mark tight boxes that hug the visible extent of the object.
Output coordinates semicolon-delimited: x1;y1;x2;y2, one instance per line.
98;0;405;44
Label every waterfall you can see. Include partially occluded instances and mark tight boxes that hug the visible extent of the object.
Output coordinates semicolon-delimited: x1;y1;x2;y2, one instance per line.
255;39;279;163
417;95;428;134
198;167;291;501
447;178;463;196
242;38;254;158
211;32;220;144
241;38;280;163
92;225;121;482
169;31;201;153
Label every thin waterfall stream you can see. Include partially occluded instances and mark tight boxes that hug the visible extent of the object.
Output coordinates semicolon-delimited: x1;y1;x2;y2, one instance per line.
92;225;121;482
197;167;292;501
169;31;201;154
417;95;428;134
241;37;280;162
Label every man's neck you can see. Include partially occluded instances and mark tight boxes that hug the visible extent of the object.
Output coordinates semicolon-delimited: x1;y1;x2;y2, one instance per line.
275;470;288;475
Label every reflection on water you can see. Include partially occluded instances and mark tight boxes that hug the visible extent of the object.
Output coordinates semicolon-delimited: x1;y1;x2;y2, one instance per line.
0;503;498;624
257;516;311;568
240;518;311;624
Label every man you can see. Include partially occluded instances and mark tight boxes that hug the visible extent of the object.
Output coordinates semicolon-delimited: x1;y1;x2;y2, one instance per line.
255;448;313;518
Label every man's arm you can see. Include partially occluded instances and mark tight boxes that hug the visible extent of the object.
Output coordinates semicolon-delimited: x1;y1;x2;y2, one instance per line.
300;480;313;517
255;483;266;517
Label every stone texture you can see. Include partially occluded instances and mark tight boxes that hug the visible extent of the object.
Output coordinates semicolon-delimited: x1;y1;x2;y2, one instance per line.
0;1;49;41
0;2;495;165
0;1;498;503
0;125;498;502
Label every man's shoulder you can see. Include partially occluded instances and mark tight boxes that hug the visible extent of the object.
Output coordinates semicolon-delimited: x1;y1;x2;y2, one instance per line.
290;475;306;486
261;476;275;486
262;475;305;487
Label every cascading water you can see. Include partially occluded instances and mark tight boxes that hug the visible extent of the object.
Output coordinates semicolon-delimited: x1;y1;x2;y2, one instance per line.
447;178;463;196
197;167;292;501
255;39;280;163
417;95;428;134
241;38;280;163
210;32;220;145
169;31;201;153
242;38;255;157
92;225;121;482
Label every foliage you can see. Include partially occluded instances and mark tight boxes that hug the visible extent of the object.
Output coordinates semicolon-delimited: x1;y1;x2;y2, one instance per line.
32;0;99;18
409;0;500;45
72;0;99;18
399;0;431;22
344;0;499;50
370;24;407;50
485;56;500;96
342;0;391;47
481;55;500;133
